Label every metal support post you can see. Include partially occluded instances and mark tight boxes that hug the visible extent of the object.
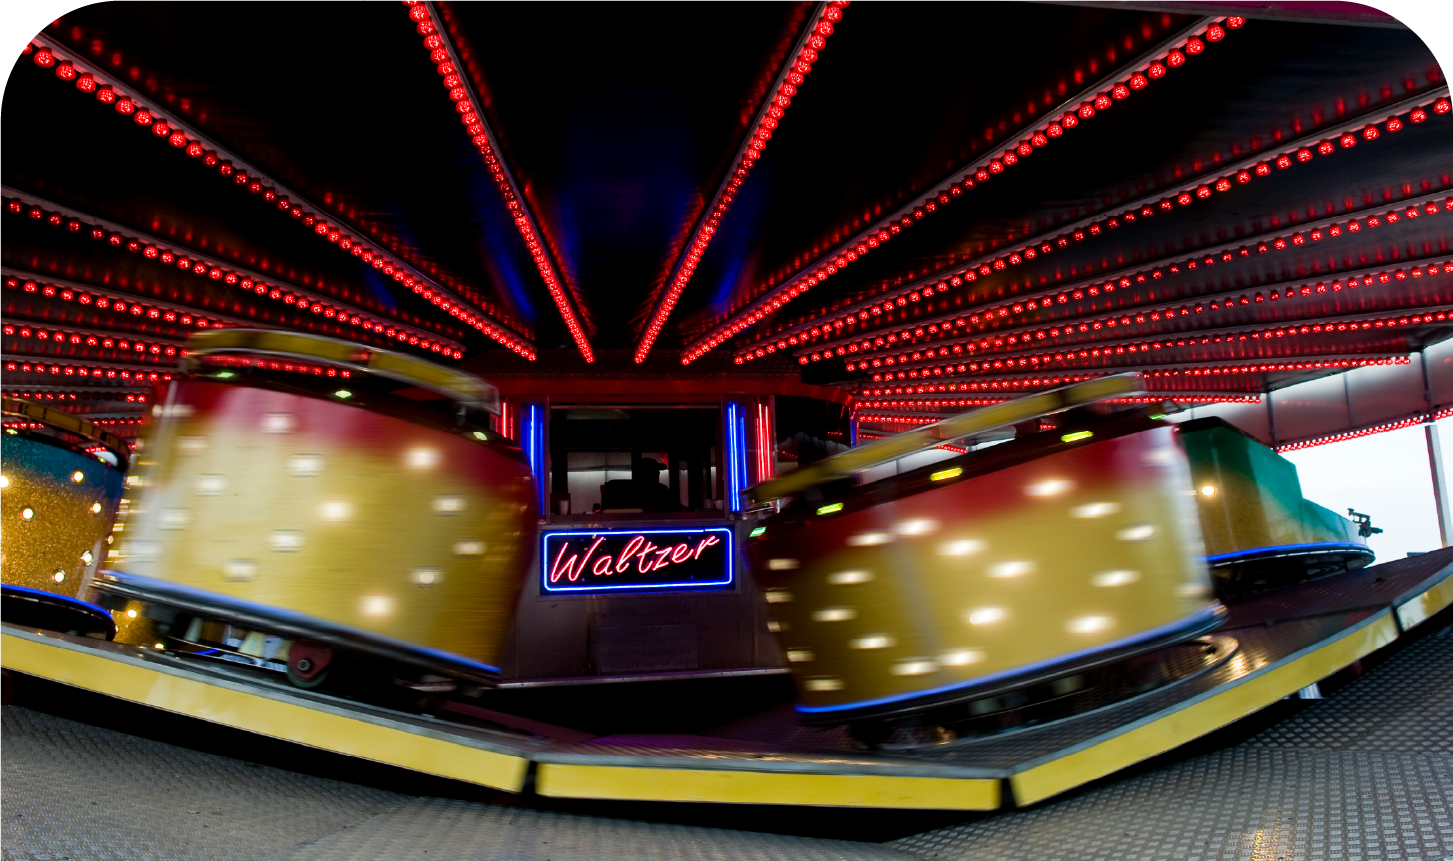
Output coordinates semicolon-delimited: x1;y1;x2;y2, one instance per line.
1426;424;1451;547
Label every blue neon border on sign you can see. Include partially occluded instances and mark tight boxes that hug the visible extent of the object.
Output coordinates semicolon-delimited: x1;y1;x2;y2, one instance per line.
540;526;736;594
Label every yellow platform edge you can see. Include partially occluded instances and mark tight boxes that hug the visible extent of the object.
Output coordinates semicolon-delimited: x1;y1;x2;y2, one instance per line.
1397;577;1453;631
1009;610;1399;806
0;631;529;793
535;762;1001;810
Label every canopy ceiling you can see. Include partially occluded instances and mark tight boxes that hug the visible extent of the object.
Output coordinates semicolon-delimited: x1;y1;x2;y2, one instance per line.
3;2;1450;440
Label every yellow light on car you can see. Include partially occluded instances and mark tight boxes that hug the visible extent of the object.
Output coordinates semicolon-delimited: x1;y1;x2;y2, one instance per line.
930;466;963;481
1200;484;1217;497
1060;430;1094;443
816;502;844;515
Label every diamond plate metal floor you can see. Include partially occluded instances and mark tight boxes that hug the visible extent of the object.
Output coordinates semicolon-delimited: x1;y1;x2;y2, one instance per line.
891;618;1453;861
3;611;1449;860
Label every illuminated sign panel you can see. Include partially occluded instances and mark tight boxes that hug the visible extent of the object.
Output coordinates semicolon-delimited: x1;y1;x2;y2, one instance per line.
541;527;734;593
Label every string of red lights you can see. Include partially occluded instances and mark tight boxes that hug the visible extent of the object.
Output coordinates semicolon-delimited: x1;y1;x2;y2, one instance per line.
1;189;484;359
738;83;1453;358
866;305;1449;386
3;321;182;362
4;271;239;332
682;14;1244;365
22;34;533;357
2;357;174;384
801;194;1453;369
634;1;847;363
403;1;590;362
857;393;1264;415
858;356;1414;399
849;255;1453;376
1275;413;1434;452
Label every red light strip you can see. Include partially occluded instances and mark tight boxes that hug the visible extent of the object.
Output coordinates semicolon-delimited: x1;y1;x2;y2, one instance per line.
2;388;151;408
751;102;1453;366
634;1;846;363
807;194;1453;369
849;253;1453;375
857;394;1262;414
869;305;1449;385
4;270;240;331
3;320;183;363
403;1;591;362
858;356;1414;398
682;14;1243;364
2;357;174;383
23;33;532;357
1276;414;1427;452
852;430;970;454
193;354;354;379
755;401;775;482
2;189;481;359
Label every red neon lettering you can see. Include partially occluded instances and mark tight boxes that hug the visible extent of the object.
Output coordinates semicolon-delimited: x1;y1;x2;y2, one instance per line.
617;536;644;573
549;536;604;583
635;541;663;573
555;532;722;583
693;535;721;559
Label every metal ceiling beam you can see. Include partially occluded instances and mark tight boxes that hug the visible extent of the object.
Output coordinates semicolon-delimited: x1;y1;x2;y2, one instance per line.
416;2;593;362
27;32;533;356
832;253;1453;373
790;188;1453;362
633;1;838;363
765;90;1451;362
682;14;1222;362
1;188;468;356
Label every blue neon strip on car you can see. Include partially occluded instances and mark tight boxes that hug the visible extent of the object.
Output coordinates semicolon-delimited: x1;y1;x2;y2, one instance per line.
794;606;1224;714
1204;541;1371;564
1;583;116;620
97;571;499;674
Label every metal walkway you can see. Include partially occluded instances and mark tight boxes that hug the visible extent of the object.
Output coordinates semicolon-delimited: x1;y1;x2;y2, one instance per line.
8;601;1453;853
4;599;1451;860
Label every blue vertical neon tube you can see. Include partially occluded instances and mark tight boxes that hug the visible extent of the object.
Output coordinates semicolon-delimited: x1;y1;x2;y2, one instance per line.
525;403;545;513
726;402;746;513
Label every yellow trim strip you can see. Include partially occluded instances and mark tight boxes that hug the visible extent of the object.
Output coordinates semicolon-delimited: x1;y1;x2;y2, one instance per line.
1;631;528;792
1010;611;1399;806
1397;577;1453;631
535;762;1000;810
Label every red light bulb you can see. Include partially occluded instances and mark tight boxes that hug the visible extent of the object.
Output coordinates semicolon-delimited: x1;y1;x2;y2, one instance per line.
1166;49;1186;67
1340;132;1356;147
1435;98;1451;114
1411;108;1428;123
1111;84;1130;99
1206;24;1226;41
1316;139;1333;155
1078;103;1095;119
115;97;134;115
1385;117;1403;132
1362;124;1379;140
1185;37;1205;54
1226;16;1246;27
1094;93;1112;109
32;48;54;68
55;61;76;81
1129;73;1148;89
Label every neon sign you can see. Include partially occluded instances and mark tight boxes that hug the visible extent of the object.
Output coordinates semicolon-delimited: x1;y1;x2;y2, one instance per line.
541;527;734;593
